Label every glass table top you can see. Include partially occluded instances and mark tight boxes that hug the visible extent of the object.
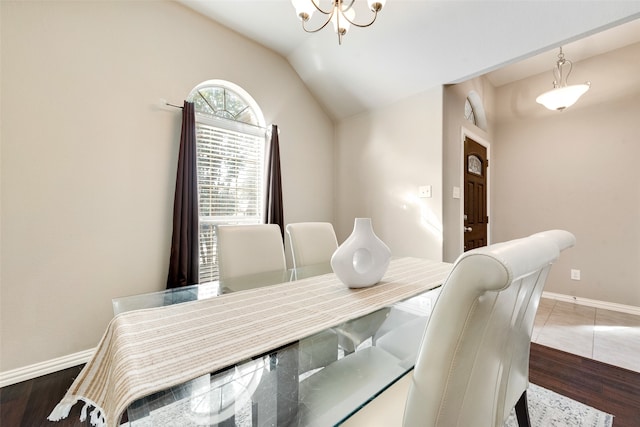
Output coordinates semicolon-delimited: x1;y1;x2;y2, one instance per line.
112;263;334;316
115;263;443;426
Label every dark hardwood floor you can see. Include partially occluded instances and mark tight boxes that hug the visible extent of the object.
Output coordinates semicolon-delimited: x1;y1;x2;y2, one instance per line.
1;343;639;426
529;343;640;427
0;365;89;426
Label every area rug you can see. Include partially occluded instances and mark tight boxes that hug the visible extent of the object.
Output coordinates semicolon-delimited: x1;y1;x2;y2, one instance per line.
504;383;613;427
121;382;613;426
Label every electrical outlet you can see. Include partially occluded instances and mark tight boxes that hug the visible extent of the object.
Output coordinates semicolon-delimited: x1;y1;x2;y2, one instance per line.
570;269;581;280
418;185;432;198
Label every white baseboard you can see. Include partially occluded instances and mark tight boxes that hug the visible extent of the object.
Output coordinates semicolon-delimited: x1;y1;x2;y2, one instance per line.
0;348;94;388
542;291;640;316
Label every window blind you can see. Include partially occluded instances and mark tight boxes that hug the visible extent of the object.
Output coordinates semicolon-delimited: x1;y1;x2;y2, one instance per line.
196;122;265;283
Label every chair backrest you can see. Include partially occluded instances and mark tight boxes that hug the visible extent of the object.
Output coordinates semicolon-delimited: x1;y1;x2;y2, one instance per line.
403;230;575;427
285;222;339;268
216;224;286;280
504;229;577;422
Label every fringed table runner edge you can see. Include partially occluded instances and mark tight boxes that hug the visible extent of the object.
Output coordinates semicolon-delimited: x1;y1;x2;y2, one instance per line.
49;257;452;426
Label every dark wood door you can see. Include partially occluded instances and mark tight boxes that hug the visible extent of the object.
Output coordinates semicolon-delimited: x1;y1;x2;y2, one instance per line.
464;137;488;251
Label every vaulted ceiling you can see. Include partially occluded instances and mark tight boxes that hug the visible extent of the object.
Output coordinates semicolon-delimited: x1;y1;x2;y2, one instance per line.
178;1;640;119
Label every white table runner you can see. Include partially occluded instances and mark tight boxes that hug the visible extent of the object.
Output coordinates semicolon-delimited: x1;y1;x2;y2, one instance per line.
49;257;452;427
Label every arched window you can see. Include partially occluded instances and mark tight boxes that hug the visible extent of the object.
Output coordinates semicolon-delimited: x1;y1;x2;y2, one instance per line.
464;91;488;131
188;80;267;283
464;97;476;125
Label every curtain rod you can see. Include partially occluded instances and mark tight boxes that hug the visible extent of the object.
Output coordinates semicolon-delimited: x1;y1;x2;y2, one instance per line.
160;99;269;133
165;101;183;109
159;98;183;110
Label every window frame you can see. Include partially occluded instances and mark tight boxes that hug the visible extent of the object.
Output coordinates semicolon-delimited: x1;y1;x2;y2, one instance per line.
187;80;267;283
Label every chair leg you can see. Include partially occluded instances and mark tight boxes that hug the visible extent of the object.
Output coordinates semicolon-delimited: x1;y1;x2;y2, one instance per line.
515;390;531;427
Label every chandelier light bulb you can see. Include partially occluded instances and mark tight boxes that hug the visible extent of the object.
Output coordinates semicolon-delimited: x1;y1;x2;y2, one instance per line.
367;0;385;12
291;0;315;21
291;0;385;45
331;7;355;35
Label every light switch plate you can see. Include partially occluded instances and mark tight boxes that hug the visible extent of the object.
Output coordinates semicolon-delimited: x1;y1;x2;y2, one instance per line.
452;186;461;199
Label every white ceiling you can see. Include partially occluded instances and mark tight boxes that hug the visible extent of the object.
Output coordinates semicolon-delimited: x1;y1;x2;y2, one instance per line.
178;1;640;119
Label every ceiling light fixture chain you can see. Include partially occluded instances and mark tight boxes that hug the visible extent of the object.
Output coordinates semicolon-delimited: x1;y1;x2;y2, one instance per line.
291;0;386;45
552;47;573;89
536;46;590;111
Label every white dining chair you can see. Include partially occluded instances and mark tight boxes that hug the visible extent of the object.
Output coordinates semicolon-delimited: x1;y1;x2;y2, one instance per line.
216;224;286;280
216;223;338;374
285;222;339;268
305;230;574;427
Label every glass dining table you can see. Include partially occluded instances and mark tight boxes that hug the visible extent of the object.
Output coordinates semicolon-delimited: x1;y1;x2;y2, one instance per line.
113;261;446;427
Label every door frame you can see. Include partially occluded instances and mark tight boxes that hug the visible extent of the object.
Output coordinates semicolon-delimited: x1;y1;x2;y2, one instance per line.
459;127;492;254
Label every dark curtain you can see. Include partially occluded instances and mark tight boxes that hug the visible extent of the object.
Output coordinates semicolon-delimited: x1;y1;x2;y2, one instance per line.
166;101;199;289
265;124;284;239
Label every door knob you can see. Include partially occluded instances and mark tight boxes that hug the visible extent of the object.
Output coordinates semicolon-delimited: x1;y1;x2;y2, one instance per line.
464;226;473;232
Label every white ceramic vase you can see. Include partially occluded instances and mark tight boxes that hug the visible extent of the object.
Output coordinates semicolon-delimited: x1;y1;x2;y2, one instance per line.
331;218;391;288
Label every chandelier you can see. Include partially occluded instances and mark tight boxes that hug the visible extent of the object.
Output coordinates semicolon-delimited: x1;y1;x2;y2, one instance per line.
291;0;386;45
536;47;590;111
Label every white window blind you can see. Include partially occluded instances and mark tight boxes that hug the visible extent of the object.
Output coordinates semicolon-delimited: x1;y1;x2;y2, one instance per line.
196;121;265;283
189;80;266;284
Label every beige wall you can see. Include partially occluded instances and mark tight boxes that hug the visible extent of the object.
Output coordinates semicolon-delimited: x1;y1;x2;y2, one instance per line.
0;1;334;372
442;77;496;262
492;43;640;306
334;87;444;261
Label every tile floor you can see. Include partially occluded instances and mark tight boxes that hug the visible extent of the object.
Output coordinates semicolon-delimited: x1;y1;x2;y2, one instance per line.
533;298;640;373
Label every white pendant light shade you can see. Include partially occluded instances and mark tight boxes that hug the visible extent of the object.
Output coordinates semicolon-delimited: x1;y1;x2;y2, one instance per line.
536;83;590;111
537;47;590;111
291;0;315;20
